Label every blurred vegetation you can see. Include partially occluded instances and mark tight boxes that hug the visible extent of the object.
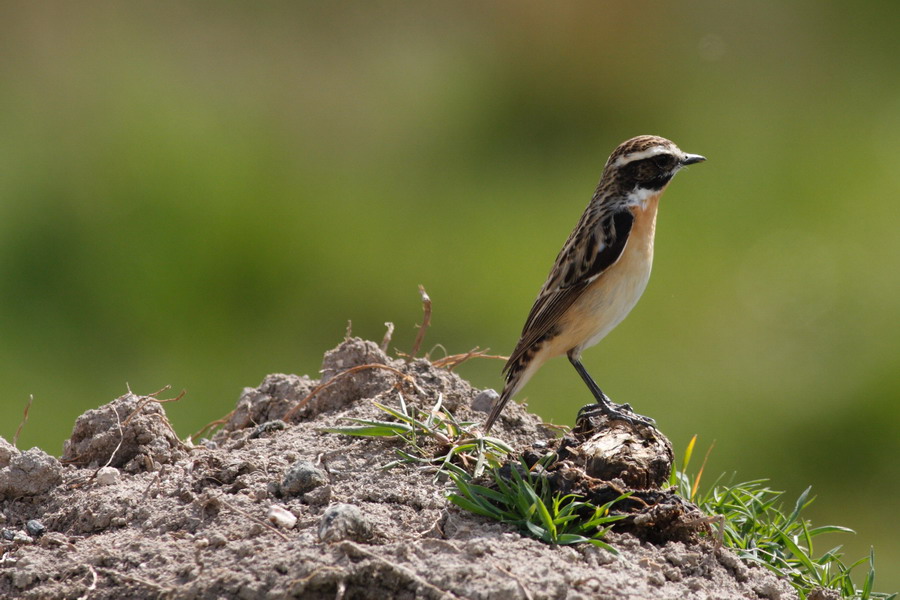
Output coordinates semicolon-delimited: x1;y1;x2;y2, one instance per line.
0;1;897;591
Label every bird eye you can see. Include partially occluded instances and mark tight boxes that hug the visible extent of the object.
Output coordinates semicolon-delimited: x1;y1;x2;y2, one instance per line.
652;154;675;170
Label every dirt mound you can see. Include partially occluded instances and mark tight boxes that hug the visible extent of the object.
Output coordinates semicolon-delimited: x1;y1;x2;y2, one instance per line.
0;337;797;599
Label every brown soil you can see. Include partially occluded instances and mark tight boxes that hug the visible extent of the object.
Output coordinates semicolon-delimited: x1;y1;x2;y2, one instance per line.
0;337;799;599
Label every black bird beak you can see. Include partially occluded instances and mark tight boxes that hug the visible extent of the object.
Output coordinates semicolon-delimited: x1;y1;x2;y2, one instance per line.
682;153;706;165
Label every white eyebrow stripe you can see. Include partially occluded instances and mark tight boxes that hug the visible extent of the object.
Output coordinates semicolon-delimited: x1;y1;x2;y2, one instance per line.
611;145;673;168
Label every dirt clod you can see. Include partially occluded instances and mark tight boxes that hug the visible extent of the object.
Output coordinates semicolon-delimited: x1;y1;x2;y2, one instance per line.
0;438;17;468
0;446;62;499
223;374;315;432
567;414;673;489
61;392;186;472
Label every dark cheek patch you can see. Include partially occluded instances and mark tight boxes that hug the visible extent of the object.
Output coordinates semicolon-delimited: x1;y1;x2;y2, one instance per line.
642;173;673;191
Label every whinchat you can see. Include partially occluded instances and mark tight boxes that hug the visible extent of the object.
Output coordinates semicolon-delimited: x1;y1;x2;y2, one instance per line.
484;135;705;432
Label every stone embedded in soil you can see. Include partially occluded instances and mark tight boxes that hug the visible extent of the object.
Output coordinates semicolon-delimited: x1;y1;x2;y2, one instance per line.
0;447;62;499
12;531;33;544
301;484;333;506
248;420;287;439
318;503;373;543
61;392;186;473
280;459;328;496
470;389;499;413
95;466;119;486
24;520;45;538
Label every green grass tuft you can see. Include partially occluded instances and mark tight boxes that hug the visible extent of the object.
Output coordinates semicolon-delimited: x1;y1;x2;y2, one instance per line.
323;393;512;479
674;436;896;600
447;453;630;551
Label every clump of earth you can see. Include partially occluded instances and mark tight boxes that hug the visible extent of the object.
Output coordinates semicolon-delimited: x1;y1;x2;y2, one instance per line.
0;336;800;599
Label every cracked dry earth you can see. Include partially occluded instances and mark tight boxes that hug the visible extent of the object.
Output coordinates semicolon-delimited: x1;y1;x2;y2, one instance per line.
0;337;799;599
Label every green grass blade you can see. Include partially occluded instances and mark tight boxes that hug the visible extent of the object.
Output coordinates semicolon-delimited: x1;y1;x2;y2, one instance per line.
776;530;819;580
807;525;855;537
554;533;591;545
322;421;412;436
447;493;499;519
861;547;874;600
786;486;813;527
372;401;415;423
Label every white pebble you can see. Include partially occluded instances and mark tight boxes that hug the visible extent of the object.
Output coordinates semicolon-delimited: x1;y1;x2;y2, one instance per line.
267;504;297;529
96;466;120;486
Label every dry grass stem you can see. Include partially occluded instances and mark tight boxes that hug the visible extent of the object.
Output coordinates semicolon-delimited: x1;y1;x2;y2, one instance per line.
283;363;425;422
380;322;395;352
339;542;451;598
410;285;432;358
432;348;508;370
76;565;98;600
12;394;34;448
95;567;172;594
189;409;237;443
214;495;291;542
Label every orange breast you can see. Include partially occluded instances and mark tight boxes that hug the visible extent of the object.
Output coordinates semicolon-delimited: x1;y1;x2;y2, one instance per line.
553;194;660;357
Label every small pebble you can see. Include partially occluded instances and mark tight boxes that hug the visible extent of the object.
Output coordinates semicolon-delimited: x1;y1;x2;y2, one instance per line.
318;503;372;543
249;420;287;440
281;460;327;496
267;504;297;529
25;520;45;538
1;529;15;541
12;531;33;544
96;466;119;486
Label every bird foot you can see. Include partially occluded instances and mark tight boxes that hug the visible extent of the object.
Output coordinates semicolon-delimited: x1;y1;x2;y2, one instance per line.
576;400;655;427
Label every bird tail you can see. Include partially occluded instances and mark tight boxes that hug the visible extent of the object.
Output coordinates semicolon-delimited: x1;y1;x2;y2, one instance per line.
483;384;514;433
483;356;532;432
484;334;550;431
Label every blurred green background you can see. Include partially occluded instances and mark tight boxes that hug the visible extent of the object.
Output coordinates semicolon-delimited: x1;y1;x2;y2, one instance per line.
1;2;897;590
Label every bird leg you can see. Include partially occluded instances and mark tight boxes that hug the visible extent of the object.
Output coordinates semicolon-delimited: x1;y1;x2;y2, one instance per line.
567;355;655;426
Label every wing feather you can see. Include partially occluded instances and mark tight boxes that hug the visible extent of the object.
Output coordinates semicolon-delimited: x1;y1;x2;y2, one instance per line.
503;208;634;374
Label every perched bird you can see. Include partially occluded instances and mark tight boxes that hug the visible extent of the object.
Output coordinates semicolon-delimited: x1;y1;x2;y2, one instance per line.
484;135;705;432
